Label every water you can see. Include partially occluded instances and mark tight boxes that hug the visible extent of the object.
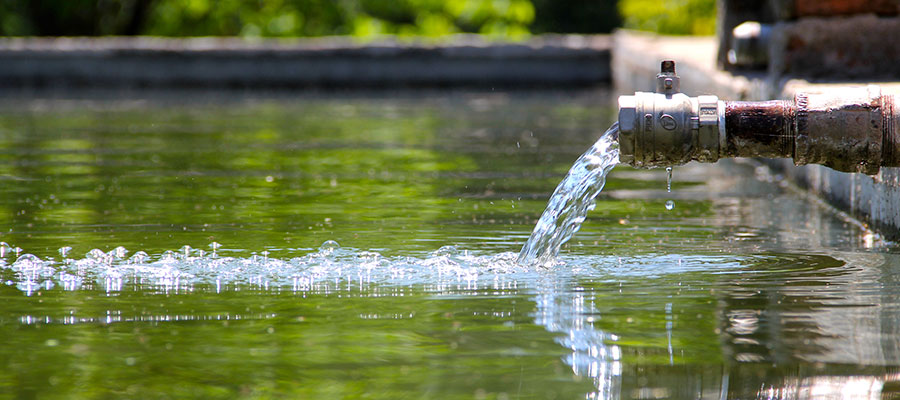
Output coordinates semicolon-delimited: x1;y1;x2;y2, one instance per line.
518;123;619;265
666;166;673;193
2;90;900;399
665;167;675;211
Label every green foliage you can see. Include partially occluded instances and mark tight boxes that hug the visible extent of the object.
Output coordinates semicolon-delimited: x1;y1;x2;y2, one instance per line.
0;0;714;38
618;0;716;35
145;0;350;37
0;0;536;38
354;0;535;37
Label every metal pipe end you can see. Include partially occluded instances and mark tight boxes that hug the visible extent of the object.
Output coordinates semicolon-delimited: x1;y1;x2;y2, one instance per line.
885;94;899;169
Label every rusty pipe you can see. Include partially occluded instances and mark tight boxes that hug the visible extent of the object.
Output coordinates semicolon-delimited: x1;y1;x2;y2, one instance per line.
617;61;900;174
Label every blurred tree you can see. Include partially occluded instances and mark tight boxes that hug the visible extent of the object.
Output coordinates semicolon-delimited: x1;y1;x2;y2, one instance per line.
0;0;715;38
0;0;153;35
144;0;349;36
618;0;716;35
0;0;534;38
530;0;619;34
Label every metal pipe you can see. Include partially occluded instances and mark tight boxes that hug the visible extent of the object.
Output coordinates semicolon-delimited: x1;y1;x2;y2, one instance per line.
617;61;900;174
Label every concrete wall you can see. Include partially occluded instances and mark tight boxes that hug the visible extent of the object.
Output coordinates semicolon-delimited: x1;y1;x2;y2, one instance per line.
0;36;611;89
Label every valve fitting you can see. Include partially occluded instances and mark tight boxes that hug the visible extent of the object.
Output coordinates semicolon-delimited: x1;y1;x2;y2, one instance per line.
617;61;724;168
618;61;900;175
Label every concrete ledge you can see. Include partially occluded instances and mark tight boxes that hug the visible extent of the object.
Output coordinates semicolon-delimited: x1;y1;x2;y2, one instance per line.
613;29;900;239
0;35;611;88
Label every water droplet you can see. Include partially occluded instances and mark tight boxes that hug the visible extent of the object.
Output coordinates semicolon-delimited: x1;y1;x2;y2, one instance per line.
665;200;675;211
180;245;192;258
0;242;10;258
666;167;673;193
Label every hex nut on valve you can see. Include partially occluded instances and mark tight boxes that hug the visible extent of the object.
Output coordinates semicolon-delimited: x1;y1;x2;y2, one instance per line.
617;96;637;165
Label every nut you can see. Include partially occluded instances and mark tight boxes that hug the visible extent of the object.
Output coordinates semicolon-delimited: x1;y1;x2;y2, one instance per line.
617;96;637;133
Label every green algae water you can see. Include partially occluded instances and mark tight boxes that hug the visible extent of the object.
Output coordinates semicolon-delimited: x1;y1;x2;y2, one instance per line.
2;90;900;399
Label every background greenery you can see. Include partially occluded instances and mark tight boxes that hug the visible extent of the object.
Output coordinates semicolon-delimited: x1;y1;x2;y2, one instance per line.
0;0;714;38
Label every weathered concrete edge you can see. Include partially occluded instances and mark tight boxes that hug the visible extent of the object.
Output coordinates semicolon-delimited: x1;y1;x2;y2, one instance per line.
612;29;900;239
0;35;611;88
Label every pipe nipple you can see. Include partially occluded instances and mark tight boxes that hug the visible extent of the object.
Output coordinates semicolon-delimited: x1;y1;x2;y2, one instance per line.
656;60;680;95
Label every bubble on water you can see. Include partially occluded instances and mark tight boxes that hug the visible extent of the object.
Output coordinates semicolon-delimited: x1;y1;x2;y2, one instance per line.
0;242;9;258
0;240;584;295
209;242;222;257
665;200;675;211
109;246;128;259
180;245;192;258
59;272;83;291
59;246;73;258
129;251;149;264
86;249;108;262
357;251;381;262
159;250;177;262
319;240;340;254
14;254;42;265
431;245;460;257
17;280;39;296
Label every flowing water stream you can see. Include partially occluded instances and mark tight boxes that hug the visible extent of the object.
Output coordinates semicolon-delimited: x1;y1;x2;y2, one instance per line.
518;123;620;265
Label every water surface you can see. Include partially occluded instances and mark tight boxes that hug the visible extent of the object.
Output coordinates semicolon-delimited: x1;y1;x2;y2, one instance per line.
1;90;899;399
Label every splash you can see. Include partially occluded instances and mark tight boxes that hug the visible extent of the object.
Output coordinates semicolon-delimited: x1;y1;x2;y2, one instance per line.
518;123;620;266
0;241;538;295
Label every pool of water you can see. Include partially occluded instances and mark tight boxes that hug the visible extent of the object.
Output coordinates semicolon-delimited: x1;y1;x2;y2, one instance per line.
2;89;900;399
